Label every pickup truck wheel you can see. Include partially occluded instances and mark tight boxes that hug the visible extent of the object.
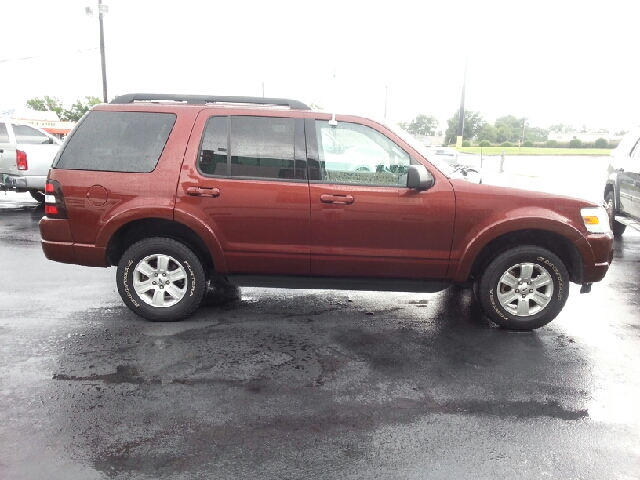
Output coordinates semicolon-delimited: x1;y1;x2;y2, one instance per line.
29;190;45;203
116;238;206;322
477;246;569;330
605;191;626;237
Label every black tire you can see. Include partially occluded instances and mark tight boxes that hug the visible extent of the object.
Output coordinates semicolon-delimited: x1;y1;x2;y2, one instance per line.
605;191;626;237
116;237;206;321
477;246;570;330
29;190;45;203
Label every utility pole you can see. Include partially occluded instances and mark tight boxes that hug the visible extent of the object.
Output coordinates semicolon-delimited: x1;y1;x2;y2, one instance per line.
456;53;468;148
384;83;388;119
98;0;108;103
521;117;526;146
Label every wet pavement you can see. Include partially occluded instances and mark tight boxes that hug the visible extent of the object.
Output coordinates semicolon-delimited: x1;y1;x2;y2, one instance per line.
1;185;639;479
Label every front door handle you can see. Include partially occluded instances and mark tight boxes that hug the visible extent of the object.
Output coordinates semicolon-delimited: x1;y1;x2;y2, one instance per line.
187;186;220;198
320;194;355;205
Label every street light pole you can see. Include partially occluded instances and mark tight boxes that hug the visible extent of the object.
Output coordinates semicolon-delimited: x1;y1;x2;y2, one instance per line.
98;0;108;103
456;52;468;148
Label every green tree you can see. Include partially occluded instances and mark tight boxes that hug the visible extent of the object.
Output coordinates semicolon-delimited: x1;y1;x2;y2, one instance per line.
615;130;628;136
26;95;101;121
477;123;497;143
405;114;439;136
444;110;485;144
65;96;101;121
26;95;65;119
494;115;524;143
524;126;549;143
549;123;575;133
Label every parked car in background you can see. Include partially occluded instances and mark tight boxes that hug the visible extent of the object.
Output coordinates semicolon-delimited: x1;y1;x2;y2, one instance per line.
425;146;458;165
605;127;640;236
39;93;613;330
0;119;62;202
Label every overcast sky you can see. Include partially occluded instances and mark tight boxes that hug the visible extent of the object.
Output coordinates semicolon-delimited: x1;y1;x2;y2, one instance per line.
1;0;638;132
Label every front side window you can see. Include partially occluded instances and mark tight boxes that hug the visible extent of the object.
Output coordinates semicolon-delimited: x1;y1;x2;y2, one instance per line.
12;124;50;144
54;111;176;172
198;116;305;180
315;120;411;186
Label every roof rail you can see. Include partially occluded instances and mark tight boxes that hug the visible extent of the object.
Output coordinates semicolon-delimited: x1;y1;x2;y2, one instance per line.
110;93;311;110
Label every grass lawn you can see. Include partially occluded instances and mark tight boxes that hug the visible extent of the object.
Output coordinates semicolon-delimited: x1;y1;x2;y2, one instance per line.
456;147;612;156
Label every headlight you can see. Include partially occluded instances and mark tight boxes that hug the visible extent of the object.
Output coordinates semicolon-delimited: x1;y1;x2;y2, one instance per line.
581;206;611;234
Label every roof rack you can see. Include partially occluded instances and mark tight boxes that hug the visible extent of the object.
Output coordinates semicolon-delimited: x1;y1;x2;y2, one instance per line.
110;93;310;110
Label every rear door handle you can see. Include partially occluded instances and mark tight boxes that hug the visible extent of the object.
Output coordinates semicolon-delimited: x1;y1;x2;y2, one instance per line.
320;194;354;205
187;186;220;198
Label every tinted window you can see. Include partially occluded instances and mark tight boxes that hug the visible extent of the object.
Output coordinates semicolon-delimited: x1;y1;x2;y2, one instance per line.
199;116;228;176
230;116;303;179
0;123;9;143
315;120;410;186
12;124;50;144
55;111;176;172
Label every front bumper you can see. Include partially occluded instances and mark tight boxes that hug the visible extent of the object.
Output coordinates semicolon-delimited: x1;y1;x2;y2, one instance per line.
575;231;614;283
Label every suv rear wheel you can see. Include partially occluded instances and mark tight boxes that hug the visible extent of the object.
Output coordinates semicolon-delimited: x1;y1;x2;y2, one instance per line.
116;237;206;321
477;246;569;330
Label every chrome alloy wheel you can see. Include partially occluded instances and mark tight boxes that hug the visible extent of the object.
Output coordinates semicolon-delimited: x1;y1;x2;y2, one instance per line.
133;254;188;307
496;262;554;317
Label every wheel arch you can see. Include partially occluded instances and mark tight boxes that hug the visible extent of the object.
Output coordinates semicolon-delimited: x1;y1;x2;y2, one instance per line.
106;218;217;278
465;229;584;285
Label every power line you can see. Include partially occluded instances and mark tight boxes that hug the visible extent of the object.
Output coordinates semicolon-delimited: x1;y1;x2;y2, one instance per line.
0;47;99;63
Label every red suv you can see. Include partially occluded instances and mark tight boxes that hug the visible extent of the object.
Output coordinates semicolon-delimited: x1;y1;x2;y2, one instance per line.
39;93;614;329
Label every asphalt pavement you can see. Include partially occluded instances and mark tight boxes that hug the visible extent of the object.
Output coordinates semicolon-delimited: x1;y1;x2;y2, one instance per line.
1;169;639;479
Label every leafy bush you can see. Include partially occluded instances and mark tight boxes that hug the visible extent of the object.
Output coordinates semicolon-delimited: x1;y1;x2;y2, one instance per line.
523;140;534;147
546;140;558;147
479;140;491;147
501;141;513;147
595;138;609;148
568;139;583;148
461;140;471;147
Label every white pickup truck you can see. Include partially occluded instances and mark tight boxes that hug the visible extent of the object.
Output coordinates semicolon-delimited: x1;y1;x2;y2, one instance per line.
0;119;62;202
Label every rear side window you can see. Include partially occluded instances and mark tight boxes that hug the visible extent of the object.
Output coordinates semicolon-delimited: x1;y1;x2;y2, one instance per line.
12;124;50;144
0;123;9;143
54;111;176;172
198;116;306;180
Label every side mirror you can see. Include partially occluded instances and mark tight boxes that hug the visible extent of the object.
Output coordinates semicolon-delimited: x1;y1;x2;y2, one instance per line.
407;165;434;190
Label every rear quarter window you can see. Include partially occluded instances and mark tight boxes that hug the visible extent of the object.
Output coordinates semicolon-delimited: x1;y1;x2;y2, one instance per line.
54;111;176;172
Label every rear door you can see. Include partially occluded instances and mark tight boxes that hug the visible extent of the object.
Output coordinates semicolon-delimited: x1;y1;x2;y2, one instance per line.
307;117;455;279
177;112;310;275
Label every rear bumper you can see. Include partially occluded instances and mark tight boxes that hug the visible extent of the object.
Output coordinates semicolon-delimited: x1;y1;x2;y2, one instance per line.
39;217;108;267
575;232;614;283
1;173;46;191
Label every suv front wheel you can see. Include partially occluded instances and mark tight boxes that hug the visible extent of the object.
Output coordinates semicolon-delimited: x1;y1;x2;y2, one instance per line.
477;246;569;330
116;237;206;321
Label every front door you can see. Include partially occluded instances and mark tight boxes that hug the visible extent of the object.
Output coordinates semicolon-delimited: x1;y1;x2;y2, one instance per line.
307;118;455;280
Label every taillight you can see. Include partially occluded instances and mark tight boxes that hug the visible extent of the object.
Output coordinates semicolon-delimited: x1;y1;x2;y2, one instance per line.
16;150;28;170
44;180;67;219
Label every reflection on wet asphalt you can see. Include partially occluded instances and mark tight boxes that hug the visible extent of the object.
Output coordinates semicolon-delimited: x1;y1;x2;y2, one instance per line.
1;193;639;479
